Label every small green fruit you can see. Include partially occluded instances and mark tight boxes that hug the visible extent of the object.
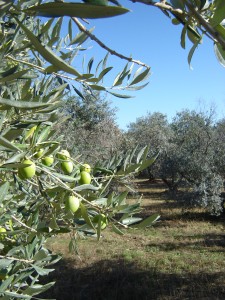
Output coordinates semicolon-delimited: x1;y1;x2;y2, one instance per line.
0;227;6;241
19;159;36;179
42;155;54;167
65;195;80;213
57;149;70;160
34;148;44;158
61;161;73;174
92;214;107;229
80;163;91;173
79;171;91;185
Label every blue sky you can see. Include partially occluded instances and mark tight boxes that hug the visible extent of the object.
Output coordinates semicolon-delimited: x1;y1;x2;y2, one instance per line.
68;1;225;129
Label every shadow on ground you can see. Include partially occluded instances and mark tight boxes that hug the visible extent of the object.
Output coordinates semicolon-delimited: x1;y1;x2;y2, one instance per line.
41;258;225;300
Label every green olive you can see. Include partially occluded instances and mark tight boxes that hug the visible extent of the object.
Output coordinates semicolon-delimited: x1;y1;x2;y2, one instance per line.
57;149;70;160
65;195;80;213
41;155;54;167
18;159;36;179
92;214;108;229
0;227;6;241
79;171;91;185
80;163;91;173
61;161;73;174
34;148;44;158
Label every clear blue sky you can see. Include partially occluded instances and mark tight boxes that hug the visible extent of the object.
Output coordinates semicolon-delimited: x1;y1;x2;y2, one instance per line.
68;1;225;129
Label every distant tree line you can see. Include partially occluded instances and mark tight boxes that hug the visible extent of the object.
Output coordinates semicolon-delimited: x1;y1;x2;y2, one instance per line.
125;108;225;216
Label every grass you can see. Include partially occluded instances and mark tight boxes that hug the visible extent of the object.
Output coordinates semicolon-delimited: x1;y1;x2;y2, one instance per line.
41;179;225;300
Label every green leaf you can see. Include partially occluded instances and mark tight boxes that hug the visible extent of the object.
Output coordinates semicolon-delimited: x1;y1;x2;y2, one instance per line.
36;126;51;144
138;153;159;172
74;184;100;191
33;249;48;261
24;282;55;296
0;182;9;204
0;136;21;152
31;265;54;276
215;23;225;40
72;86;85;99
80;203;96;230
25;3;130;19
188;41;199;69
70;27;95;45
0;98;51;109
214;43;225;67
15;18;81;77
4;291;30;299
129;67;150;86
0;275;14;293
0;70;30;83
121;217;142;225
180;22;188;49
97;66;112;81
125;82;149;91
136;146;148;163
112;223;124;235
136;213;160;228
4;152;25;164
0;0;13;17
51;172;78;183
89;84;106;91
107;91;134;98
210;0;225;27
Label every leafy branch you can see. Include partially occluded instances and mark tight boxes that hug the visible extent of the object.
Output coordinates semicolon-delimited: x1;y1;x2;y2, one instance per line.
72;17;150;69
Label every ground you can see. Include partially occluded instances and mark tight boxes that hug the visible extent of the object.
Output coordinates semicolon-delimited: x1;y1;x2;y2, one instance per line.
41;179;225;300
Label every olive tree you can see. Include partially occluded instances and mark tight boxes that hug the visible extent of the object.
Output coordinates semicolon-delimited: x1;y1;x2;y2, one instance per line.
168;109;224;214
0;1;157;298
126;112;171;180
1;0;225;297
58;91;125;162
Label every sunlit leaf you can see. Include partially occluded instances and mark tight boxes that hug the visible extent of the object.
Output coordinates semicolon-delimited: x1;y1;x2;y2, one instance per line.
25;3;130;19
214;42;225;67
107;91;134;98
80;203;96;230
210;0;225;27
0;69;30;83
69;27;95;45
0;98;51;109
112;223;124;235
136;213;160;228
129;67;150;86
15;18;81;77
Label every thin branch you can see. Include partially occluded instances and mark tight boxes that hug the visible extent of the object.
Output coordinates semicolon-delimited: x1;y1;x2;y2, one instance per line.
36;166;100;209
0;255;34;263
11;215;37;233
72;17;150;69
185;1;225;49
130;0;184;15
5;55;77;81
131;0;225;49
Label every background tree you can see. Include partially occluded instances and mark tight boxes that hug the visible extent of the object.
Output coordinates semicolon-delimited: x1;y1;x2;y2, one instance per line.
126;112;171;180
127;107;225;215
58;90;125;163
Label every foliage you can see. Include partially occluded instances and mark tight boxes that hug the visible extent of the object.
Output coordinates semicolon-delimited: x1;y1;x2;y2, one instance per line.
58;90;125;162
126;112;171;180
128;0;225;67
127;108;225;215
0;1;155;298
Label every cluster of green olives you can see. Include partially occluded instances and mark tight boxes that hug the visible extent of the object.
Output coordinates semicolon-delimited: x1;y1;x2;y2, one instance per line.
18;150;92;182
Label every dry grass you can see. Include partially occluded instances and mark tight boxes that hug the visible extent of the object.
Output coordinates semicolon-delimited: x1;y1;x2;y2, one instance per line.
41;179;225;300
